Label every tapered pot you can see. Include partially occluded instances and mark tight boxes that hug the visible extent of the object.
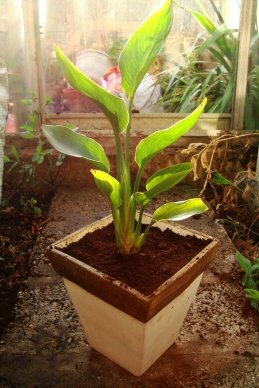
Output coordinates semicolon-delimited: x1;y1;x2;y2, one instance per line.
47;213;219;376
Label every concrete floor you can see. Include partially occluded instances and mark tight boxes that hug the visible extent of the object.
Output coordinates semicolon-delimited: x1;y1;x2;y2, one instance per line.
0;186;258;387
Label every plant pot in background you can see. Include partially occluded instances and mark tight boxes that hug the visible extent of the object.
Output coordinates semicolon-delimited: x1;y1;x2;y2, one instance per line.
47;213;219;376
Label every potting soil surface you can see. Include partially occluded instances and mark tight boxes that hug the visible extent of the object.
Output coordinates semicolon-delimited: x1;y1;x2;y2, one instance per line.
0;186;258;387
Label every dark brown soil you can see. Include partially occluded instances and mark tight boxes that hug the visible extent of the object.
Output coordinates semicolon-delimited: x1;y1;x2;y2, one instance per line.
0;188;51;335
62;223;210;295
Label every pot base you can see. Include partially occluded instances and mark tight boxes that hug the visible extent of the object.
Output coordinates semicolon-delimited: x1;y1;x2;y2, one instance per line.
64;273;203;376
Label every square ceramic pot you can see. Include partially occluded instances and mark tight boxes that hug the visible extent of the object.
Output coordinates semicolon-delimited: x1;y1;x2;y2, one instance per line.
47;213;219;376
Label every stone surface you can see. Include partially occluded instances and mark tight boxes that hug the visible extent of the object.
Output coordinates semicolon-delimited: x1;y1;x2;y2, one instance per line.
0;186;258;387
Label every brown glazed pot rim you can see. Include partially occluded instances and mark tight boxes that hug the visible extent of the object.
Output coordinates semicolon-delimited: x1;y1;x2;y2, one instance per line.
47;214;219;322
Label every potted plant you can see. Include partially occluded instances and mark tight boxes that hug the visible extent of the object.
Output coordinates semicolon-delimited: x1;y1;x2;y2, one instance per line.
43;0;219;376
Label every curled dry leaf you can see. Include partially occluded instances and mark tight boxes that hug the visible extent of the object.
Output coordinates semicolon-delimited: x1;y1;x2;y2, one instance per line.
223;186;237;208
201;148;210;171
245;138;254;148
242;183;254;202
247;164;256;180
191;155;199;180
182;142;206;155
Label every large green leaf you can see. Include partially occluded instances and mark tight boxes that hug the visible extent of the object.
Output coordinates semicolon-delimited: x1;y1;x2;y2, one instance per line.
119;0;173;98
135;99;206;169
135;163;193;206
56;47;129;133
43;125;110;172
151;198;208;223
90;170;121;208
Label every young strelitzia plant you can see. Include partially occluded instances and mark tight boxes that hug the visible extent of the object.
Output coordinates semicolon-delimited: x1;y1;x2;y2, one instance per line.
43;0;208;255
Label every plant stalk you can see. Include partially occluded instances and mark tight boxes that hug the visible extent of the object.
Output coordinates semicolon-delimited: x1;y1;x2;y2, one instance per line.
123;98;134;234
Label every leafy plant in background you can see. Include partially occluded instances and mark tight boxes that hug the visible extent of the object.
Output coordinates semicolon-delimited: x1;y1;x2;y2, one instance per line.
210;170;259;246
20;196;42;218
43;0;208;255
237;251;259;311
3;95;65;192
19;95;41;139
158;2;238;113
107;38;127;63
182;131;259;253
20;95;54;138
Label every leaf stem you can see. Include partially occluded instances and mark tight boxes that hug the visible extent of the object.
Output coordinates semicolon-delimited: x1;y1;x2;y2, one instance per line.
123;98;134;235
134;206;146;239
125;98;134;189
111;205;124;249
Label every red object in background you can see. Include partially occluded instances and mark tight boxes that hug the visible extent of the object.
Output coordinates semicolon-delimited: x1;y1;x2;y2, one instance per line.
101;66;122;94
101;65;162;112
5;101;16;133
5;113;16;133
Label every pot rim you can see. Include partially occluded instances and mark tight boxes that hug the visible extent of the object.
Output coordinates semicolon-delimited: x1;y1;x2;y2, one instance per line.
47;213;219;322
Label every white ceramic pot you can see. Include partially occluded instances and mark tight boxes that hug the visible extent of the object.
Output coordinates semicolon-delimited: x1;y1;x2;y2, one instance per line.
48;213;219;376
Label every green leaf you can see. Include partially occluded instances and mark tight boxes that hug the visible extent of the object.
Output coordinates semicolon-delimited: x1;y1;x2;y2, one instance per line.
136;163;193;206
189;9;237;62
56;47;129;133
246;278;258;290
119;0;173;98
222;82;235;114
245;288;259;301
212;171;234;186
237;251;252;276
11;146;19;162
21;98;33;106
3;154;11;163
189;9;216;34
90;170;121;208
135;99;206;169
194;28;235;70
43;125;110;173
34;207;42;217
251;263;259;272
147;162;193;191
44;96;54;106
151;198;208;223
135;192;150;207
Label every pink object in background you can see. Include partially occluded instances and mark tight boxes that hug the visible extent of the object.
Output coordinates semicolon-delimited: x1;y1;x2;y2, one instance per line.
101;65;162;112
101;66;122;94
5;113;16;133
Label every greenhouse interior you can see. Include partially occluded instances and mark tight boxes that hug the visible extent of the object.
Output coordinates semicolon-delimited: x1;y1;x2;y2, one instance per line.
0;0;259;386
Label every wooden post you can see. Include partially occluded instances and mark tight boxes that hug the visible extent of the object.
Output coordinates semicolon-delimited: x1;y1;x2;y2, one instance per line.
0;60;8;204
231;0;255;130
22;0;45;126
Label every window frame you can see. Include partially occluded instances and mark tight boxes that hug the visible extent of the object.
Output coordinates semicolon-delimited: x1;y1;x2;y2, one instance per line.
26;0;254;136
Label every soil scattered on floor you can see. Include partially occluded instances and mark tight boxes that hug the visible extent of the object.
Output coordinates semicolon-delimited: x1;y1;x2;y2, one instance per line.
0;188;51;335
0;187;258;387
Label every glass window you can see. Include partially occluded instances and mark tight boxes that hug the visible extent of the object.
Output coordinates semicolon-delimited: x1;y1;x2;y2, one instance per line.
39;0;241;115
1;0;33;133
